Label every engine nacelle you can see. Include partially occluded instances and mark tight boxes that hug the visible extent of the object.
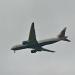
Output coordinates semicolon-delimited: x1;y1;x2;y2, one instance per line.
22;41;28;45
31;50;37;53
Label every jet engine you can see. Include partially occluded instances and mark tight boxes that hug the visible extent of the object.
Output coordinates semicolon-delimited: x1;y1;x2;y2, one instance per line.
31;50;37;53
22;41;28;45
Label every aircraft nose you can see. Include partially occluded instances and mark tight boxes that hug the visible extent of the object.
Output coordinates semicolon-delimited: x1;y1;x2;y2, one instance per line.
11;47;15;50
11;47;14;50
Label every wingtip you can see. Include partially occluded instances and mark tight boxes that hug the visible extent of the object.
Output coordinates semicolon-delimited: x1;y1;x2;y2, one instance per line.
32;22;34;25
51;50;56;53
63;27;67;31
31;22;34;27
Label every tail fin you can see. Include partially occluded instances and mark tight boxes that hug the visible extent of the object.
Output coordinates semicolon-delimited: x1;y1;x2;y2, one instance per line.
58;27;71;42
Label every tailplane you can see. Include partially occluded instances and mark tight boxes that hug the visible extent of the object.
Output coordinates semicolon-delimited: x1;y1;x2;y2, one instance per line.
58;27;71;42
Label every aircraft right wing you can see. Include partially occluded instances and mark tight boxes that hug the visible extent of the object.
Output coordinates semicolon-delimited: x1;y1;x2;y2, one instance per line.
41;47;55;52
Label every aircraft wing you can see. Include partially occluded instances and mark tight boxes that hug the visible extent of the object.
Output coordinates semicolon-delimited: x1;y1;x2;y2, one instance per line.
38;38;58;46
28;22;37;42
41;47;55;52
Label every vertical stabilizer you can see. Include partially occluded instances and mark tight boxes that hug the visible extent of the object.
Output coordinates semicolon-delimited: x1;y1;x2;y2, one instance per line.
58;27;67;38
58;27;71;42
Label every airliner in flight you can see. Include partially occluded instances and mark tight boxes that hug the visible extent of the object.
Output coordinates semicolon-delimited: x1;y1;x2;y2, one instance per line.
11;22;71;53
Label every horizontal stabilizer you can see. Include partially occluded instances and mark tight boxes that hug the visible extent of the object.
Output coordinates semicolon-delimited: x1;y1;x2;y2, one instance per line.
63;38;71;42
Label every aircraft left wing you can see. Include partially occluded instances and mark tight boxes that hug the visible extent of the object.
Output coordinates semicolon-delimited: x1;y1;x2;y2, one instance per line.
28;22;37;42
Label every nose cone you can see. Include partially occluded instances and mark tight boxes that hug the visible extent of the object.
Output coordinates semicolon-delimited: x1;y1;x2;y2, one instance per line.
11;47;15;50
11;45;18;50
11;44;24;50
11;46;17;50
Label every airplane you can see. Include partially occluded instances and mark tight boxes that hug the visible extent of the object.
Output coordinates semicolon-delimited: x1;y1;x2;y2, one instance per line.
11;22;71;53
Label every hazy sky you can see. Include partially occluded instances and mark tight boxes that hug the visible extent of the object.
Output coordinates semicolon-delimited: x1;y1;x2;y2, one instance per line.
0;0;74;75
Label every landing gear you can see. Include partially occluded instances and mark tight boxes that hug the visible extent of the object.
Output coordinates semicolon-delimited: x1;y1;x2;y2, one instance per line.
31;50;37;53
13;50;16;53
